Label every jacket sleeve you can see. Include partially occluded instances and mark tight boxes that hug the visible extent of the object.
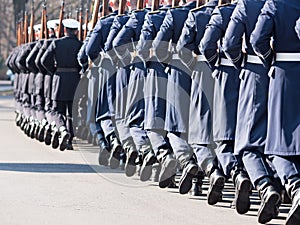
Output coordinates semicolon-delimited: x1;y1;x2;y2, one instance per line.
223;0;246;69
250;0;276;68
41;41;56;75
86;20;104;61
112;14;137;66
296;18;300;40
177;11;196;68
26;42;40;73
199;7;223;70
152;9;174;63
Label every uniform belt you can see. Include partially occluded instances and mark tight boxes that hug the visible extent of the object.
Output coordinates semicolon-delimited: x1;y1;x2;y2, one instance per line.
172;53;180;60
276;53;300;61
247;55;262;64
219;58;234;67
56;68;78;72
195;55;207;62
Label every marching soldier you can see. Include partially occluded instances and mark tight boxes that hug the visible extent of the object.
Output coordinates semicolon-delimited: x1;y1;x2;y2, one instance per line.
250;0;300;224
152;0;197;190
102;0;133;169
136;0;172;182
177;0;221;197
112;0;152;178
223;0;281;219
199;0;247;205
83;0;121;167
41;19;83;150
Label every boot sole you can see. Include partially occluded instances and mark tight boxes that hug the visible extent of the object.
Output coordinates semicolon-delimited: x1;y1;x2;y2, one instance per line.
258;192;280;224
286;200;300;225
98;148;110;166
236;178;252;214
179;165;199;195
159;159;177;188
109;146;122;169
44;130;52;146
125;151;138;177
207;176;225;205
59;133;70;151
140;155;157;182
52;133;59;149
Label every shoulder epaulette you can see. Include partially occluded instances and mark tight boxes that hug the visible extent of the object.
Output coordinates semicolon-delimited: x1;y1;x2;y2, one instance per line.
133;9;145;12
217;3;231;8
171;6;182;9
191;5;206;12
117;14;126;17
149;10;160;15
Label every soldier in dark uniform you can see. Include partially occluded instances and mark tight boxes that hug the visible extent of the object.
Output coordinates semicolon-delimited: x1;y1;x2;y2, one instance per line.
41;19;83;151
199;0;249;206
177;0;226;198
112;0;153;178
83;0;121;167
103;2;133;169
152;0;197;191
6;47;22;126
223;0;282;220
136;0;172;183
250;1;300;224
34;20;59;145
15;37;39;137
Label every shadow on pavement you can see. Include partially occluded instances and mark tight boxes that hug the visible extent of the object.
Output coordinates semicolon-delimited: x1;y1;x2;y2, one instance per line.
0;162;122;173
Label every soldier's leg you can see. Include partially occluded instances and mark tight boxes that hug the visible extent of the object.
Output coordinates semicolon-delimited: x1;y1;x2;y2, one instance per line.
35;94;46;142
270;155;300;225
51;100;68;150
242;150;280;221
167;132;199;194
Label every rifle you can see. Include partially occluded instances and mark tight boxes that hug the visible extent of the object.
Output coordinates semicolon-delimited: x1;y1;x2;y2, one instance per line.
23;11;28;44
218;0;231;6
119;0;127;15
91;0;101;29
43;1;49;39
197;0;207;8
57;0;65;38
151;0;160;12
29;0;35;42
102;0;110;17
83;8;89;39
78;5;83;41
17;20;21;46
172;0;180;8
137;0;144;10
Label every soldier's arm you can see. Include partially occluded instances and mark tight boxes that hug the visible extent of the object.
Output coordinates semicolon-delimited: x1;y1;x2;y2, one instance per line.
41;41;56;75
199;7;223;70
296;18;300;40
112;13;137;66
152;9;174;63
35;40;51;74
104;15;130;63
16;45;31;73
223;0;246;69
26;42;41;73
177;11;197;68
78;32;92;72
250;0;276;68
86;19;105;61
136;13;156;61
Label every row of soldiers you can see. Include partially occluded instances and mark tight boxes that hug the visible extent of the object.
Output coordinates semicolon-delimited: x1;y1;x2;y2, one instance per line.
6;0;300;224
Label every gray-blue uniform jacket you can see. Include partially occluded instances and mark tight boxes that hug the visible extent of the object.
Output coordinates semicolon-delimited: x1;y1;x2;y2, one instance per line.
41;36;83;101
177;0;218;144
250;0;300;156
296;18;300;39
199;2;240;141
223;0;269;155
137;5;171;130
153;1;197;133
113;9;149;128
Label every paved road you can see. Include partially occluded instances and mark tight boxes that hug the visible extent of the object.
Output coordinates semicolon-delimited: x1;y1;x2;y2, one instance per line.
0;80;13;94
0;95;290;225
